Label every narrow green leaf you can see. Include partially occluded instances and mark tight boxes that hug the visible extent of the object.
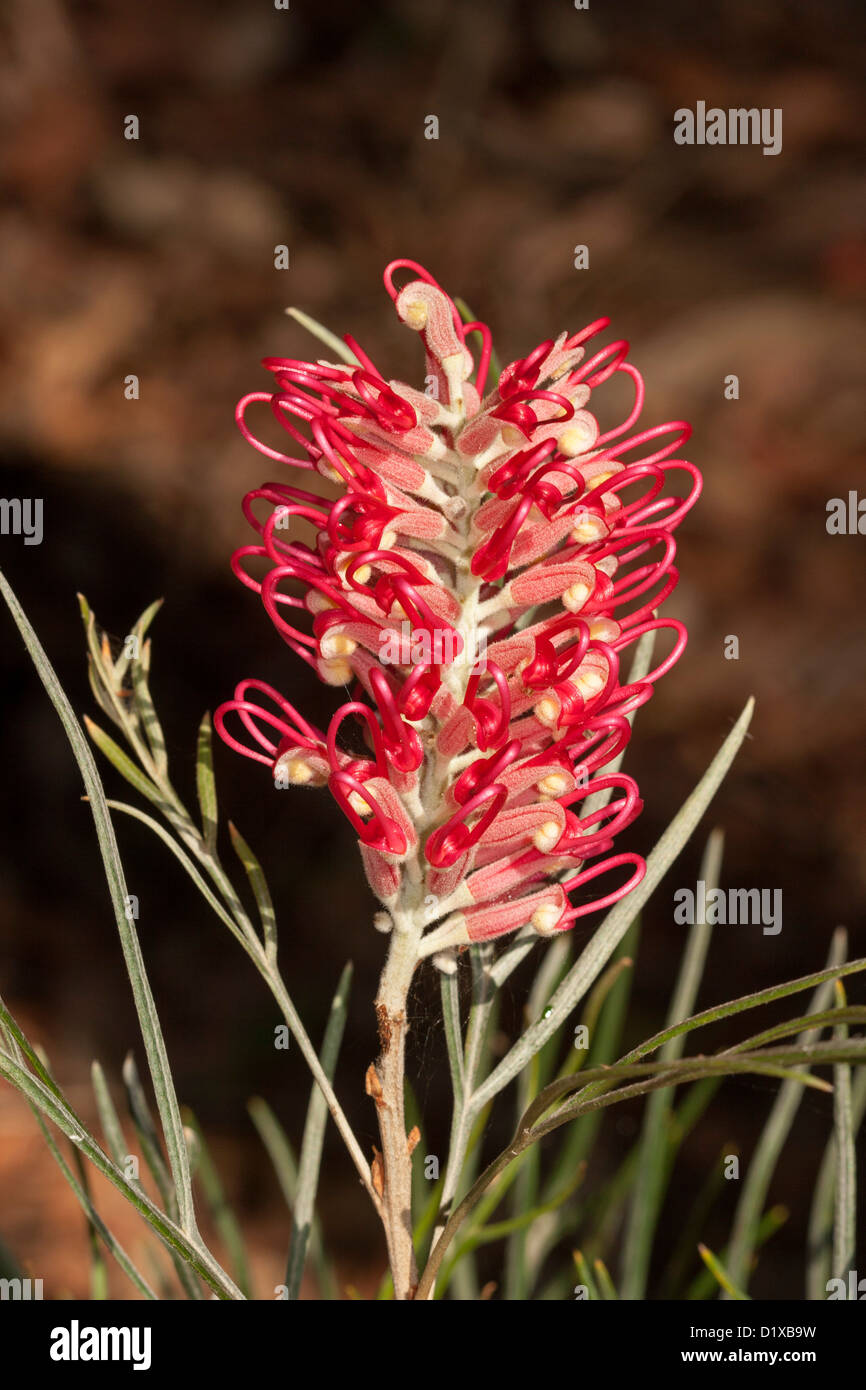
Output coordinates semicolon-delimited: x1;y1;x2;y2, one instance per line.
724;1007;866;1056
504;935;573;1300
84;718;163;807
594;1257;619;1300
183;1124;201;1177
832;981;856;1282
248;1097;334;1300
0;995;65;1102
123;1053;203;1300
285;307;361;365
183;1108;253;1298
433;944;498;1302
689;1207;787;1300
438;1162;585;1298
573;1249;599;1301
530;944;637;1275
122;1052;174;1204
0;1045;241;1298
114;598;164;684
196;713;218;853
698;1243;750;1300
87;657;124;725
91;1061;142;1188
807;1068;866;1299
723;930;847;1296
526;1052;840;1141
229;822;278;966
0;1020;154;1299
72;1146;110;1300
591;953;866;1091
412;1175;447;1262
131;645;168;775
0;570;199;1244
78;594;121;719
44;1114;153;1299
541;1039;866;1141
130;598;164;645
454;1164;585;1259
455;297;502;385
436;1147;537;1297
248;1097;297;1207
620;828;723;1299
286;963;352;1300
440;970;465;1106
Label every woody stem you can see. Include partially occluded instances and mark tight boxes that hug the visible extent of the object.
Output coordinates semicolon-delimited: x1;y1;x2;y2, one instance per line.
372;914;421;1300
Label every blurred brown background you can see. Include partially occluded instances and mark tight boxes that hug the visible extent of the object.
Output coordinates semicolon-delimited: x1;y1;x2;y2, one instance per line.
1;0;864;1298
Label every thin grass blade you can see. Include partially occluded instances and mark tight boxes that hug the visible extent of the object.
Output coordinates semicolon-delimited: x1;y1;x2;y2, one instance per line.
285;963;352;1300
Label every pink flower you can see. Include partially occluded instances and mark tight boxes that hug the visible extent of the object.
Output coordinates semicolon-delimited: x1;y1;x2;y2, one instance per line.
215;260;701;946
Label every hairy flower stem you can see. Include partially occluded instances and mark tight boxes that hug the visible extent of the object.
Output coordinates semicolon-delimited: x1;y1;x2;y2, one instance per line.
373;914;422;1299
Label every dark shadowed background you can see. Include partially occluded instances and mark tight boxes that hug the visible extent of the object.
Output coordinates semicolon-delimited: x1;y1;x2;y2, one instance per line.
1;0;864;1297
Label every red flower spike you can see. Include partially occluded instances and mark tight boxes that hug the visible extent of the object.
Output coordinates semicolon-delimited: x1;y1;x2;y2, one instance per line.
216;262;700;944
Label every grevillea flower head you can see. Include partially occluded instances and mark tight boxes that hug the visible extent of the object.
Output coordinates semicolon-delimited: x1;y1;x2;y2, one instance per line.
215;260;701;952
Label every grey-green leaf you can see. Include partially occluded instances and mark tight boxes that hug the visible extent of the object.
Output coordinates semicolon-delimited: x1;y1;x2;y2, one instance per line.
196;713;219;853
229;822;278;966
84;718;164;807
